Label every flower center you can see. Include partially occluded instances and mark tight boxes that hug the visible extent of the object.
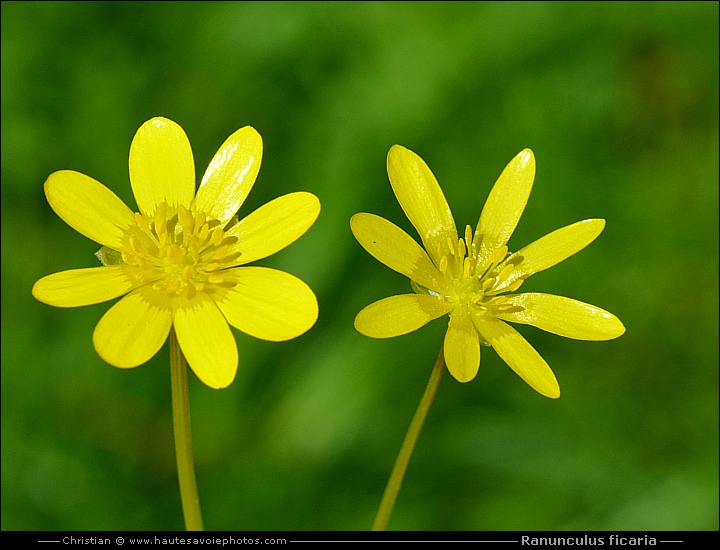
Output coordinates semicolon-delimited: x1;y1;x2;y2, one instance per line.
121;202;240;299
430;225;526;316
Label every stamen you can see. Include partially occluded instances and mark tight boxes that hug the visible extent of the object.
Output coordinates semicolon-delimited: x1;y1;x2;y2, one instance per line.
178;205;193;233
182;265;197;280
167;244;183;266
439;255;448;274
457;238;466;260
122;249;136;265
503;278;524;293
154;203;167;238
465;225;473;251
447;237;456;256
185;285;196;300
490;245;508;265
463;257;471;278
494;304;524;313
496;264;514;285
123;204;243;299
211;227;224;246
188;242;200;259
130;235;144;254
198;223;210;243
212;245;229;261
193;211;207;234
134;213;152;236
219;251;242;264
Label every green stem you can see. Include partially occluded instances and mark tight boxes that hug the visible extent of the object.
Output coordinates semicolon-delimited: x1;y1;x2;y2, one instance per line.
372;342;445;531
170;329;204;531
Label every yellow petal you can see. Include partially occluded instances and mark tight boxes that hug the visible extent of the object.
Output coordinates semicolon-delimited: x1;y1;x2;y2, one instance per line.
193;126;263;226
227;192;320;266
93;285;172;368
216;267;318;341
354;294;453;338
495;219;606;291
497;293;626;341
473;149;535;273
44;170;135;249
386;145;458;267
173;292;238;389
32;266;139;307
350;213;449;294
472;314;560;399
129;117;195;217
444;306;480;383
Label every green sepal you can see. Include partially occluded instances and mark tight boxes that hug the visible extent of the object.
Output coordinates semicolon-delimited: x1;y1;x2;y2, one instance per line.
95;246;124;266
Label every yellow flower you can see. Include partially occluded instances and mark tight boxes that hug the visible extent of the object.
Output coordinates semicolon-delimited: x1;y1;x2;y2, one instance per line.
33;117;320;389
351;146;625;398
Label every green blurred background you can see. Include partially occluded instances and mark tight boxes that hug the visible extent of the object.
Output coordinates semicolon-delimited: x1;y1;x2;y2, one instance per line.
2;1;718;531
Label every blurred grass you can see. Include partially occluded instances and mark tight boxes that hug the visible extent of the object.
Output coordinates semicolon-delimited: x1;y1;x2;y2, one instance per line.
2;1;717;530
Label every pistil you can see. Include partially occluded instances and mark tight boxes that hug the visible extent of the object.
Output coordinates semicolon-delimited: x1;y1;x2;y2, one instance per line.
121;202;240;299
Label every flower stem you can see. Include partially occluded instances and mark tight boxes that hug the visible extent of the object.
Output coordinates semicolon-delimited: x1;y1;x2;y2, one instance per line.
372;342;445;531
170;329;204;531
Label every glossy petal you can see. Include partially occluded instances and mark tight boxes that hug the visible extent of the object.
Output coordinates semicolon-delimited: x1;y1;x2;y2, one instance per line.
173;293;238;389
44;170;135;249
32;266;140;307
93;285;173;369
473;149;535;273
473;314;560;399
193;126;262;226
387;145;457;266
444;306;480;383
497;293;626;340
495;219;606;291
129;117;195;217
355;294;453;338
227;192;320;266
216;267;318;341
350;213;449;294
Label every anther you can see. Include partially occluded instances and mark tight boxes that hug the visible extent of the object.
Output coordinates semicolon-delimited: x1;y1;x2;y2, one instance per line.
178;205;193;233
134;213;152;235
167;243;183;265
491;245;508;265
198;223;210;243
122;249;136;265
130;235;144;254
212;245;229;261
193;212;207;234
496;264;514;285
482;277;495;291
439;255;448;274
457;238;466;259
504;278;524;293
154;203;167;238
447;237;456;256
463;257;471;278
211;227;224;246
